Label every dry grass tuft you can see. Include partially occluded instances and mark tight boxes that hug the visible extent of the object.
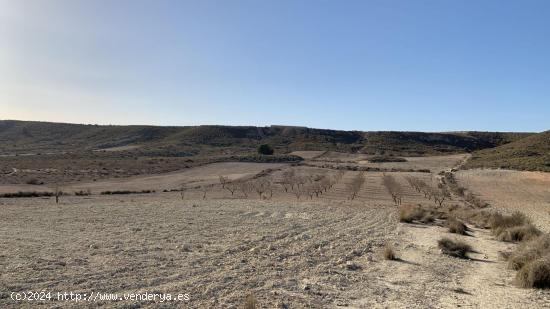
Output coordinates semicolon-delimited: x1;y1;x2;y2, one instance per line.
495;224;542;242
438;237;472;259
399;204;435;224
383;244;397;260
507;234;550;271
515;257;550;289
242;294;258;309
447;217;468;235
489;211;528;230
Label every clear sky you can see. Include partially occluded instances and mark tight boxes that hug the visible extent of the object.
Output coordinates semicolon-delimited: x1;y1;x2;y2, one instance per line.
1;0;549;132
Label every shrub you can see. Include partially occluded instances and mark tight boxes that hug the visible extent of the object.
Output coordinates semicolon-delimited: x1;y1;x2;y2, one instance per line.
0;191;54;198
516;258;550;288
74;189;92;196
100;190;155;195
242;294;257;309
257;144;274;155
399;204;434;223
490;212;528;230
368;155;407;163
438;237;472;259
507;234;550;271
447;217;468;235
495;224;541;242
383;244;397;260
26;178;44;185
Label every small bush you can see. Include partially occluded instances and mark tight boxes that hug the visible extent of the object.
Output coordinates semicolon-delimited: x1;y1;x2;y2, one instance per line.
242;294;257;309
438;237;472;259
0;191;54;198
368;155;407;163
74;189;92;196
383;244;397;260
495;224;541;242
516;258;550;288
490;212;528;230
507;234;550;271
257;144;274;155
100;190;155;195
399;204;433;223
26;178;44;185
447;217;468;235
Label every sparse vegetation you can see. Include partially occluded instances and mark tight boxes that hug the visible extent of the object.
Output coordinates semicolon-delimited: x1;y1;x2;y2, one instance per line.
516;258;550;289
100;190;155;195
0;191;55;198
383;244;397;260
438;237;472;259
242;294;258;309
74;189;92;196
25;178;44;185
368;155;407;163
399;204;435;224
447;217;468;235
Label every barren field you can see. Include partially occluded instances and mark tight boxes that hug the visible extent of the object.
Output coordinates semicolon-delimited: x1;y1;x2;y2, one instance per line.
456;169;550;232
1;155;549;308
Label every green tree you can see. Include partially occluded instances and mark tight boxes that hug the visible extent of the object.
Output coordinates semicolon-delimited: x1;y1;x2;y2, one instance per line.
257;144;274;155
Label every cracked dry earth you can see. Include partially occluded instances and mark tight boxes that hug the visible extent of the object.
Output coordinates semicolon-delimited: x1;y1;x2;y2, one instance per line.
2;193;550;308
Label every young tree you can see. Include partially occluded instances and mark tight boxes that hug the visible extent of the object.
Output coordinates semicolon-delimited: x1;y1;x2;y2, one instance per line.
54;185;62;204
257;144;274;155
347;172;365;200
179;185;186;200
225;182;238;196
238;181;251;198
252;179;270;199
200;185;209;199
219;175;229;189
382;174;403;206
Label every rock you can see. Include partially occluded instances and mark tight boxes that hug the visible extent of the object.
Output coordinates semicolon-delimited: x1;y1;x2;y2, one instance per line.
346;261;361;271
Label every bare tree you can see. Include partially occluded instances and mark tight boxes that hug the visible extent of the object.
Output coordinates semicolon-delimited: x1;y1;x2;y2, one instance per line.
281;169;296;191
382;174;403;205
219;175;229;189
252;179;270;199
292;186;303;200
179;185;186;200
433;185;451;207
347;172;365;200
238;181;251;198
200;185;209;199
54;185;62;204
225;182;238;196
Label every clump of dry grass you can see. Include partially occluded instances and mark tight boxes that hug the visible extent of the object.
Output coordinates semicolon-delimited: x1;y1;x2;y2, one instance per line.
495;224;542;242
438;237;472;259
507;234;550;271
448;206;493;229
489;211;528;230
383;244;397;260
515;257;550;289
242;294;258;309
447;217;468;235
399;204;435;224
488;212;541;243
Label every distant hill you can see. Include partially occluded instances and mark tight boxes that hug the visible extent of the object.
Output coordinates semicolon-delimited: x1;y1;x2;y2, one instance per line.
0;120;534;157
464;131;550;172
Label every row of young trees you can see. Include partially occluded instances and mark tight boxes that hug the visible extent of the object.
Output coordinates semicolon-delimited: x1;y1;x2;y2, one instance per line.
280;169;345;200
405;176;450;207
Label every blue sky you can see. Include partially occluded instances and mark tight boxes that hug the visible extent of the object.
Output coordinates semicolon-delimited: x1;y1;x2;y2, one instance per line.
1;0;549;132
